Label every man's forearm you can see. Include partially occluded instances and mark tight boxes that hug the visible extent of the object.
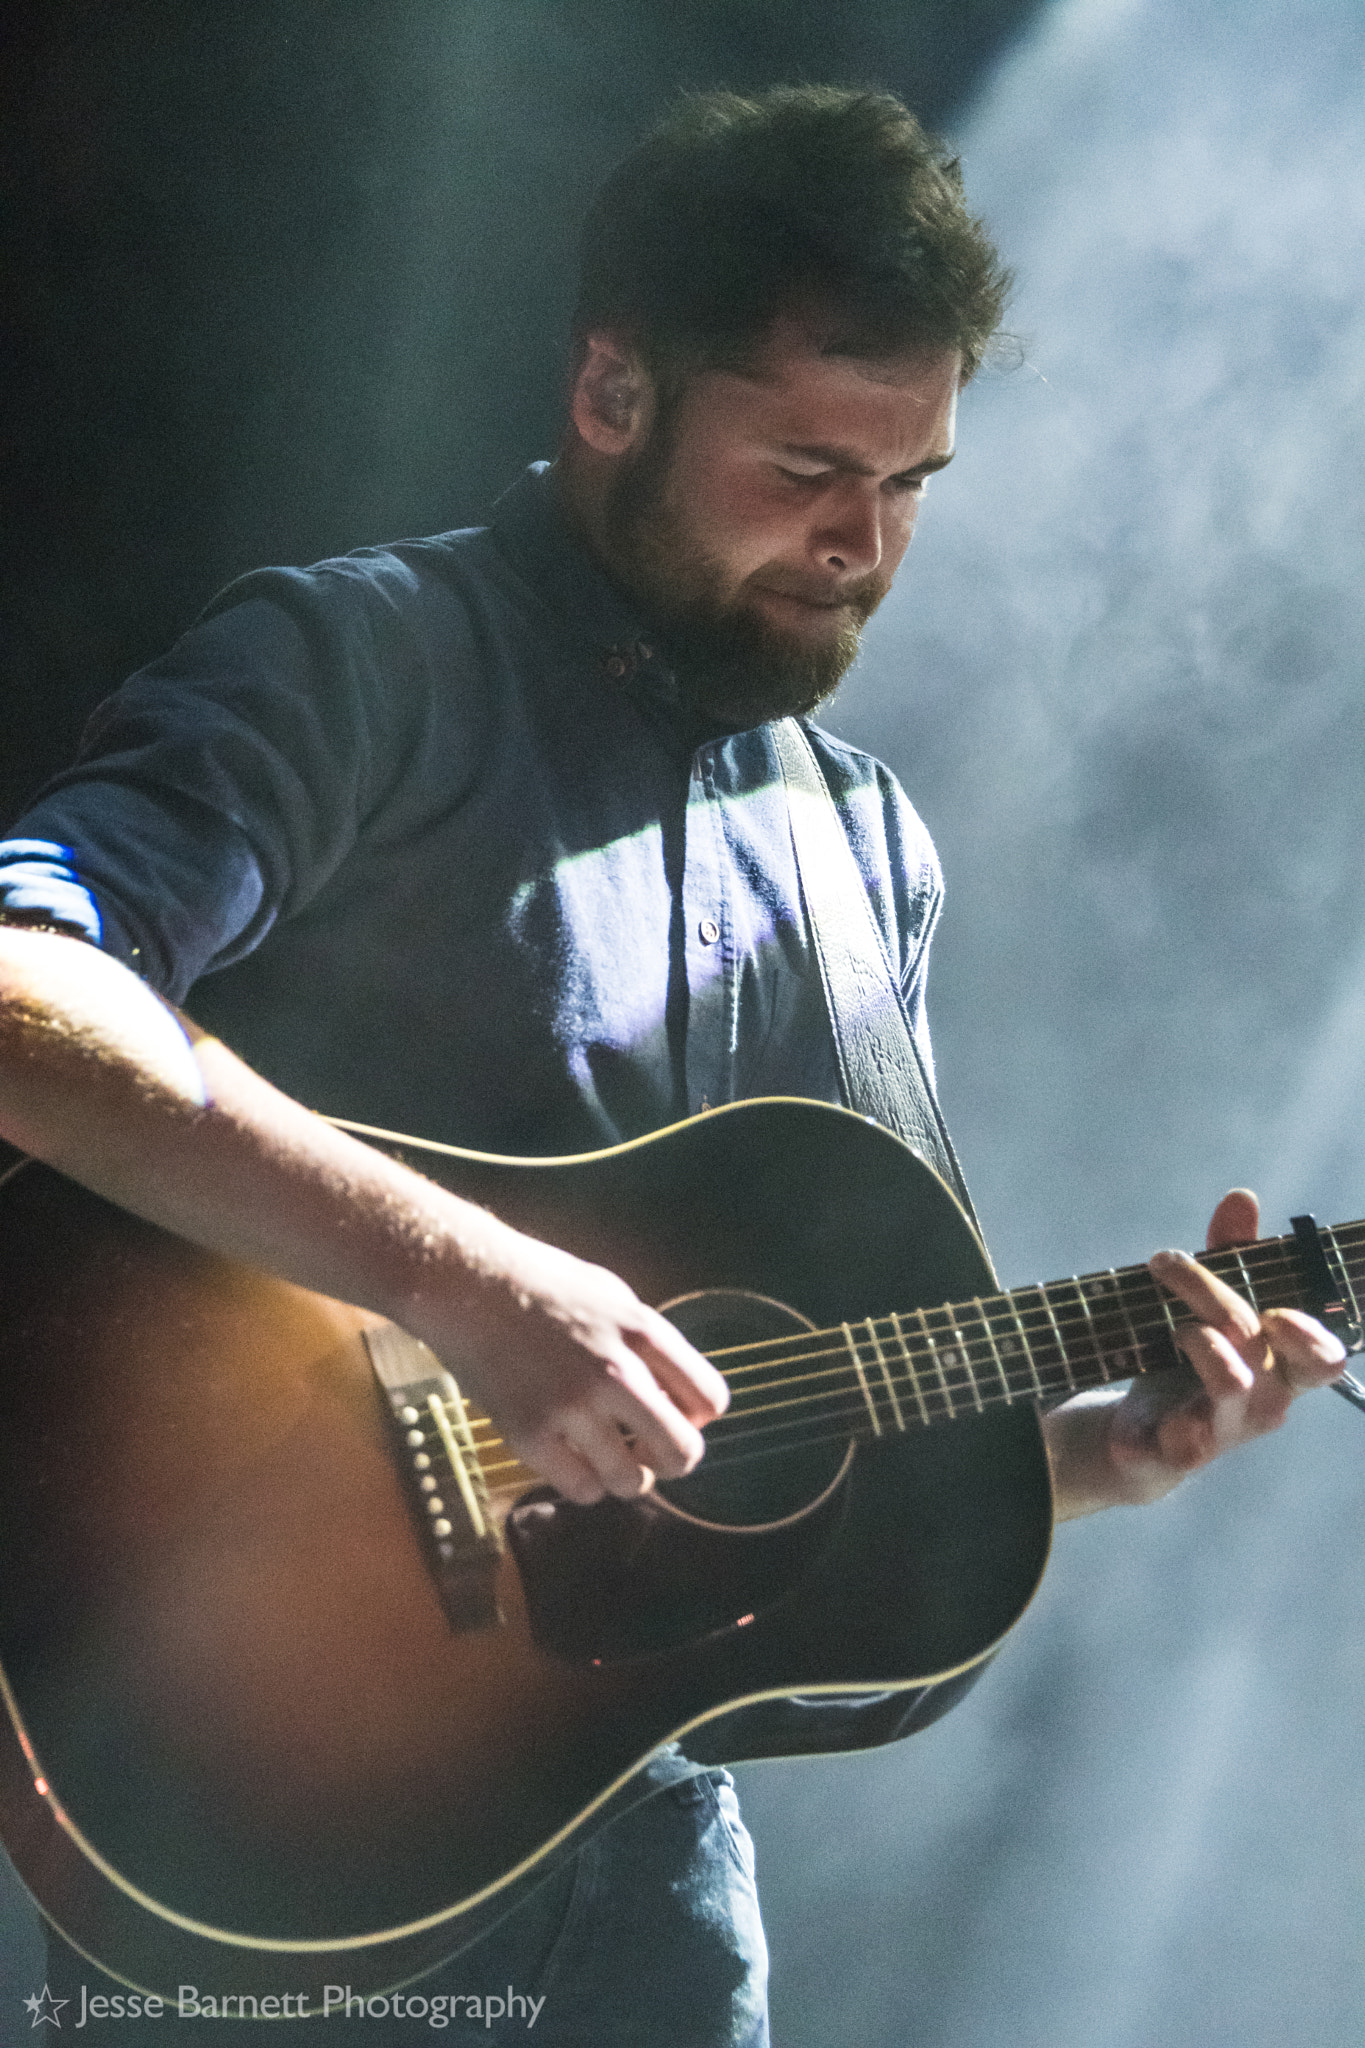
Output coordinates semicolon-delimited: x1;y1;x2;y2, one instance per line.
0;926;727;1501
0;926;518;1340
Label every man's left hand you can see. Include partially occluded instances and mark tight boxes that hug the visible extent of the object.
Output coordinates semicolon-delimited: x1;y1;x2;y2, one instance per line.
1044;1188;1348;1518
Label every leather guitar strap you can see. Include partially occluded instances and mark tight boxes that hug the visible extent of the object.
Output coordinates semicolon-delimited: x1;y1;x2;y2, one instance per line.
773;716;981;1233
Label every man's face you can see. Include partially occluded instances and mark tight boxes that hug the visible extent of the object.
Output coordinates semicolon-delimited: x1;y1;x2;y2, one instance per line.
600;323;960;725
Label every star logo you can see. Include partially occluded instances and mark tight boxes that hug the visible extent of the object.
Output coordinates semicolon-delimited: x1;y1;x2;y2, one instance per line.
23;1984;69;2028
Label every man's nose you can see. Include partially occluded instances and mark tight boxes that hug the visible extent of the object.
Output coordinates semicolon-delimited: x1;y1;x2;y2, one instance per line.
816;488;883;577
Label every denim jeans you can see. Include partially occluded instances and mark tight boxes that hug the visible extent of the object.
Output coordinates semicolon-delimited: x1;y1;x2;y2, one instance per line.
44;1753;770;2047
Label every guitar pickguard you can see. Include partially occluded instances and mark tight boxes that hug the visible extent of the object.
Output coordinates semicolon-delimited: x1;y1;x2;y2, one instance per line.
506;1462;851;1664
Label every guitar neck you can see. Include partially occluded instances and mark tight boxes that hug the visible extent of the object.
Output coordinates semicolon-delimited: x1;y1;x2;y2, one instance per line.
701;1217;1365;1464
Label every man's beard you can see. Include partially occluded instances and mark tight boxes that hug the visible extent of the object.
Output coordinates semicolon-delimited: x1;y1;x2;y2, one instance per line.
599;423;885;728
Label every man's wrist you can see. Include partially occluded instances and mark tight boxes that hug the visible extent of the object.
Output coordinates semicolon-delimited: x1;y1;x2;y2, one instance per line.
1043;1389;1182;1520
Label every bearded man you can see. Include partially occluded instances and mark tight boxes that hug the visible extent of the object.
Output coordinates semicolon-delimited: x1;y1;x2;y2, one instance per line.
0;86;1345;2047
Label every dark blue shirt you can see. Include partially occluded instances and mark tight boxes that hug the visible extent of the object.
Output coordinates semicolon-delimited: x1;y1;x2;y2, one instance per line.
0;464;945;1155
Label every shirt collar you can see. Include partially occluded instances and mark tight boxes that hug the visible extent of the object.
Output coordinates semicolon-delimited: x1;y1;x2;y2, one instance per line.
486;460;748;752
487;460;652;666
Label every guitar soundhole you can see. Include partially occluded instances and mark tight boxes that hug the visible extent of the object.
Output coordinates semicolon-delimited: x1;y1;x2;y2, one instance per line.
505;1291;854;1665
656;1289;851;1529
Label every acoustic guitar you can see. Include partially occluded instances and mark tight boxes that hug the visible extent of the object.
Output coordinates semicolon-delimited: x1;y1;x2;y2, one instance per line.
1;1096;1359;2003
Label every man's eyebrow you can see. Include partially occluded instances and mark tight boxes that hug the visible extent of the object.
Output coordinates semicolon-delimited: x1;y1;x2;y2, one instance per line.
776;441;956;478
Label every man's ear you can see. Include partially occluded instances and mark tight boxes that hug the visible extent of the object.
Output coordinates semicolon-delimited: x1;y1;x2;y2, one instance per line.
570;333;653;455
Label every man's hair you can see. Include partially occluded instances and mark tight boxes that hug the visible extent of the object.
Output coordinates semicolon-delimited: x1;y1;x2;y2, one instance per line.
573;85;1010;383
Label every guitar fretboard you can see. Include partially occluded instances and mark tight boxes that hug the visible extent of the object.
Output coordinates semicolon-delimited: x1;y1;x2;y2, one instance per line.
694;1217;1365;1467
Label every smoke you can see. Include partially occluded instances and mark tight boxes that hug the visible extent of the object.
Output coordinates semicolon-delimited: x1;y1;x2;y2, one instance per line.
830;0;1365;1276
745;6;1365;2045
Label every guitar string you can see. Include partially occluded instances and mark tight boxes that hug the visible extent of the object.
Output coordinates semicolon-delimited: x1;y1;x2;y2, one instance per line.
454;1253;1358;1482
451;1312;1145;1461
468;1362;1112;1481
453;1256;1365;1476
434;1235;1365;1478
456;1243;1354;1428
700;1245;1350;1447
455;1326;1187;1483
707;1253;1365;1435
465;1232;1365;1403
449;1241;1348;1436
467;1301;1321;1479
695;1237;1363;1366
467;1291;1353;1484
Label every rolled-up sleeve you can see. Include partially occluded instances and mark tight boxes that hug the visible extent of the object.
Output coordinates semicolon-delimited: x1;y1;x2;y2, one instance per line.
0;556;433;1002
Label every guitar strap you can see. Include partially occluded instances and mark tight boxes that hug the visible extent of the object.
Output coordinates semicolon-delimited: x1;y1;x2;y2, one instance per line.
773;716;981;1233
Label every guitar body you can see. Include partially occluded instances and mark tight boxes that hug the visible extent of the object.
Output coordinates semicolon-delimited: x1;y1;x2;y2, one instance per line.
0;1098;1053;1999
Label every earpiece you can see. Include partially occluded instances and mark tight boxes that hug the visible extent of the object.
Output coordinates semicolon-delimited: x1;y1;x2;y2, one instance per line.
597;373;635;430
571;335;646;450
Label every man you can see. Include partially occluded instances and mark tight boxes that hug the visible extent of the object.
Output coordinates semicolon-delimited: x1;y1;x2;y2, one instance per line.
0;87;1346;2044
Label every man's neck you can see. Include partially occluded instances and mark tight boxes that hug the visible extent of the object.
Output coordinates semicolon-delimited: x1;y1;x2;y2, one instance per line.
553;435;625;588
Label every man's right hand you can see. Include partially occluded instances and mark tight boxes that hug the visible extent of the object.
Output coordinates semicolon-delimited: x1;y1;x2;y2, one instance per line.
0;925;727;1507
420;1228;729;1505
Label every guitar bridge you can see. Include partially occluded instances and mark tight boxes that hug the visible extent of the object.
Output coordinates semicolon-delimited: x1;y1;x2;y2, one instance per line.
365;1324;505;1632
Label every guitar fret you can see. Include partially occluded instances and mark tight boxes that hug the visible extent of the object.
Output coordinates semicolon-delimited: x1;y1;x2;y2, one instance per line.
1324;1224;1362;1328
975;1298;1014;1405
954;1308;984;1414
1041;1285;1078;1395
1006;1292;1046;1400
986;1306;1030;1397
1230;1244;1258;1314
1050;1281;1092;1393
842;1322;883;1437
724;1210;1365;1460
1332;1222;1365;1308
916;1306;957;1419
1229;1245;1282;1310
1258;1236;1313;1310
1075;1269;1139;1385
1009;1286;1065;1397
1113;1275;1146;1373
933;1305;979;1414
1073;1278;1107;1381
892;1311;933;1426
864;1318;906;1432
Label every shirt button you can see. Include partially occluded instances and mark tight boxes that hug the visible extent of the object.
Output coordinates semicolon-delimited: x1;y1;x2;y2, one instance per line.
698;918;720;945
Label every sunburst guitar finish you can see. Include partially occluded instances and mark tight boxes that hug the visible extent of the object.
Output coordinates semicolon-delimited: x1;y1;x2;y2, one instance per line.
0;1099;1055;2001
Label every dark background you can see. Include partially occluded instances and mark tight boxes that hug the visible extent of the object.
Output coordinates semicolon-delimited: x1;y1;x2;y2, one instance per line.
4;3;1365;2044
